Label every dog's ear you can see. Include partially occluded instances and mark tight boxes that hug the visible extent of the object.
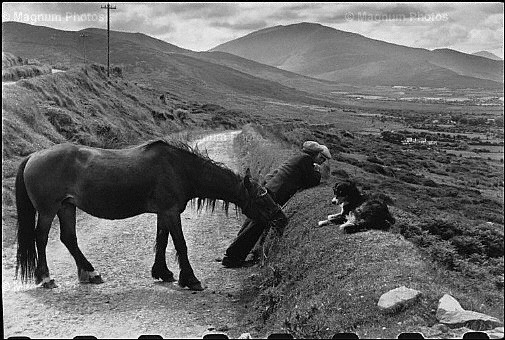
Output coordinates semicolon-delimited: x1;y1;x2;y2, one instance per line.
346;180;357;188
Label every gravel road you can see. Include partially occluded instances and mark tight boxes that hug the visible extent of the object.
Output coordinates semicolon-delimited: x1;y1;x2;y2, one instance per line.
2;130;260;339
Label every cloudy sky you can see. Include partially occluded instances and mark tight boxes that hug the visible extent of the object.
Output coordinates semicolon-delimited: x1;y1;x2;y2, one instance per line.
2;2;504;58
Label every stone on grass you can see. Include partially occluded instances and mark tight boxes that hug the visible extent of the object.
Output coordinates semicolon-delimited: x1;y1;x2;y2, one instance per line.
377;286;421;313
436;294;464;319
436;294;503;331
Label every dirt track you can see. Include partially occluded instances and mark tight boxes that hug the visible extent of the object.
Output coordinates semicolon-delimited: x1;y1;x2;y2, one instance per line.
2;130;260;339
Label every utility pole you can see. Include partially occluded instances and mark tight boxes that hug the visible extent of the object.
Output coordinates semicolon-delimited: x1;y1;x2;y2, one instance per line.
80;33;89;64
101;3;116;76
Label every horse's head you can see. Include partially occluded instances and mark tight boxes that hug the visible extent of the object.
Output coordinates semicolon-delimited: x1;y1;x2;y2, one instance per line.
241;169;287;226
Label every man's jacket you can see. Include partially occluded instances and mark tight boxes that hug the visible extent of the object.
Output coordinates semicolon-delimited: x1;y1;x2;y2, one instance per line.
263;153;321;205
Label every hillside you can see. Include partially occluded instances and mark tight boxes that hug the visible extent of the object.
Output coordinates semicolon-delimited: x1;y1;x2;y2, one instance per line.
210;22;504;88
1;21;338;109
233;125;504;338
2;52;52;81
2;62;256;246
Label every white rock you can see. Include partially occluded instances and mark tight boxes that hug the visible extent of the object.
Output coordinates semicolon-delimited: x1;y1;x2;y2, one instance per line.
238;332;252;339
437;294;503;331
486;326;505;339
377;286;421;312
436;294;464;320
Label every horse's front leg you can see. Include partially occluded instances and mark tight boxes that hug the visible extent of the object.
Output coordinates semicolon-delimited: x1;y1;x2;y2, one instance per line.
163;210;204;291
152;212;176;283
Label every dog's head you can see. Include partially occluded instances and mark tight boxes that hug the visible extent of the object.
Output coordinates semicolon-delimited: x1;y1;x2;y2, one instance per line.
332;181;360;205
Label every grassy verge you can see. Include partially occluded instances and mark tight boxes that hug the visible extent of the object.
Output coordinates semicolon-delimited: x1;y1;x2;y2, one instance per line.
234;124;504;338
2;64;52;82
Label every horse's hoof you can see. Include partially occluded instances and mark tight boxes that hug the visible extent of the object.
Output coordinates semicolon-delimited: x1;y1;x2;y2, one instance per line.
151;266;176;282
89;275;104;284
41;279;58;289
179;280;205;291
152;272;176;282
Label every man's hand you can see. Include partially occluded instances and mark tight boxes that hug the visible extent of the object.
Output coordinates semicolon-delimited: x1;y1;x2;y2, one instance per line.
320;162;330;180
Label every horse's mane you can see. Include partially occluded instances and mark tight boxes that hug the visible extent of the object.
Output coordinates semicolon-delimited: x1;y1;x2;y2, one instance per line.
144;138;241;216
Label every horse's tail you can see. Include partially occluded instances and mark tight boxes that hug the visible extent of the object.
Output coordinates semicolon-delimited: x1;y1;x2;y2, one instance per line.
15;156;37;283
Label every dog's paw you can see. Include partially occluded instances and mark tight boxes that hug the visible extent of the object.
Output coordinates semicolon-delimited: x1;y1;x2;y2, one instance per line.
317;220;331;228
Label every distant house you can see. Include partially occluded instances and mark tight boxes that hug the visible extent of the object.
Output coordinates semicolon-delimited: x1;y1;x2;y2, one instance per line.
402;137;414;145
401;137;437;146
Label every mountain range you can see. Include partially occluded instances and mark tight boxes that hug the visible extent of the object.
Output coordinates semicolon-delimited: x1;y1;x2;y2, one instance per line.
2;21;503;90
211;22;503;88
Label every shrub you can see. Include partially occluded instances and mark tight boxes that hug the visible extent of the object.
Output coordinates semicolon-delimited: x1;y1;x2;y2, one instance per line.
366;155;384;164
430;241;460;270
419;218;463;240
451;235;485;256
331;169;350;179
422;179;439;187
398;172;425;185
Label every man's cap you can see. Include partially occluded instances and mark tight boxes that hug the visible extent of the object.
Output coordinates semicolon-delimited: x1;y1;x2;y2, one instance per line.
302;141;323;154
302;141;331;159
320;145;331;159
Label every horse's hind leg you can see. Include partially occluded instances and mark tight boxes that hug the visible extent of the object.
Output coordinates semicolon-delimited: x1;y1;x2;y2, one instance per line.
34;213;57;288
151;215;176;282
57;203;103;284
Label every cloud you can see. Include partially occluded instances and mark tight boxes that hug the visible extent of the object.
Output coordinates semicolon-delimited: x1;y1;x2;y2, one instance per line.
414;24;470;49
166;3;239;19
210;19;268;32
2;2;502;56
266;3;323;21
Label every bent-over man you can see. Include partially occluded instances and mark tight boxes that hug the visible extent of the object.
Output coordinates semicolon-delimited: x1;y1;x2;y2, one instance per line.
222;140;331;268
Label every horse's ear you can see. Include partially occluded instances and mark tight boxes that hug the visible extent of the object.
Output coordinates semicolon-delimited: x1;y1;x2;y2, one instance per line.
244;168;252;189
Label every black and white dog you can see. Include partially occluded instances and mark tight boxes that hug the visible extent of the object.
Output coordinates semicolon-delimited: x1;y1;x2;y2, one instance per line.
317;181;395;233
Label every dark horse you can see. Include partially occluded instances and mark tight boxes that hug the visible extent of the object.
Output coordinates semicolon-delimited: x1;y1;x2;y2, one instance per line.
15;139;285;291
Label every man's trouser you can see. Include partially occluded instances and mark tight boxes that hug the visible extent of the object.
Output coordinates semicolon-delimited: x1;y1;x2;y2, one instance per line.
225;188;290;262
224;217;268;262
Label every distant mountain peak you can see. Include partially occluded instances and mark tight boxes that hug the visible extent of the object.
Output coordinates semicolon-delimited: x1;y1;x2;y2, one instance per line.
472;51;503;61
211;22;503;89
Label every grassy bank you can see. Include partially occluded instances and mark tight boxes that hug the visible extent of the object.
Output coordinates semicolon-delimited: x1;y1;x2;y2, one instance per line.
2;52;52;81
234;124;503;338
2;64;53;82
2;62;254;248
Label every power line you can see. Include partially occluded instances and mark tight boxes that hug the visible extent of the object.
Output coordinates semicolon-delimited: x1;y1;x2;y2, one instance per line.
100;3;116;77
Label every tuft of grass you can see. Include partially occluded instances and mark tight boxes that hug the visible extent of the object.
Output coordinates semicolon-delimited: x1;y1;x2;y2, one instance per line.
2;64;52;81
